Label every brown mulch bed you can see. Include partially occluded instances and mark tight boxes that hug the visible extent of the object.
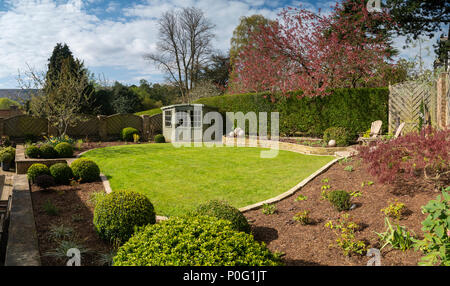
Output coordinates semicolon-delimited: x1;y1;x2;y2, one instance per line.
31;181;113;266
244;157;441;266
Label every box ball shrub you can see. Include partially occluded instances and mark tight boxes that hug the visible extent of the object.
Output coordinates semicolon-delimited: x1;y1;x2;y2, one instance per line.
113;216;282;266
94;190;156;243
50;163;73;185
35;174;55;189
193;200;251;233
25;145;41;158
70;158;100;183
122;127;139;142
54;142;73;158
0;146;16;158
27;163;50;181
327;190;352;211
323;127;353;147
39;144;58;159
154;134;165;143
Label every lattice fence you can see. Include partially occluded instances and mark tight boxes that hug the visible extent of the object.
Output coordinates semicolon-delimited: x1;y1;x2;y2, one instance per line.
149;113;162;136
388;81;437;133
66;115;99;137
4;115;47;137
105;114;143;136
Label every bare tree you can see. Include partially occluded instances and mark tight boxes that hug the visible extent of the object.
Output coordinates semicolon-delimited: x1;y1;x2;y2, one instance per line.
144;7;215;103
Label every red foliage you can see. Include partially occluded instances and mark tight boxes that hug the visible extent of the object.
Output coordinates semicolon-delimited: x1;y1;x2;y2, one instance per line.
233;0;394;97
358;127;450;184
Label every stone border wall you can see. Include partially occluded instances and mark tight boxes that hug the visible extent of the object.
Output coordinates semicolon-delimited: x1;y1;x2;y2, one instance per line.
4;174;40;266
15;145;68;174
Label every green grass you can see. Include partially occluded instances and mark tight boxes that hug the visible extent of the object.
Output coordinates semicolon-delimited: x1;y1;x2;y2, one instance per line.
83;144;334;217
134;108;162;116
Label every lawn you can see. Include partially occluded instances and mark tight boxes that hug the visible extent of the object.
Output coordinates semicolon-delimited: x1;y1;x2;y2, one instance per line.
82;144;334;216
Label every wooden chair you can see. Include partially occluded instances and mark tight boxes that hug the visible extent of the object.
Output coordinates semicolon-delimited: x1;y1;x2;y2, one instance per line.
393;122;405;139
357;120;382;144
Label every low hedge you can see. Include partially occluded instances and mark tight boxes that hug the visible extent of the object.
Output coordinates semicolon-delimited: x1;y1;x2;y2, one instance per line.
49;163;73;185
323;127;353;146
54;142;73;158
113;216;282;266
25;145;40;158
196;88;388;137
39;144;58;159
71;158;100;183
122;127;139;142
154;134;165;143
94;190;156;243
27;163;50;181
193;200;251;233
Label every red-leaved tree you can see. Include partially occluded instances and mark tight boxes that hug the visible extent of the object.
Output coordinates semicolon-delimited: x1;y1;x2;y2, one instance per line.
233;0;395;97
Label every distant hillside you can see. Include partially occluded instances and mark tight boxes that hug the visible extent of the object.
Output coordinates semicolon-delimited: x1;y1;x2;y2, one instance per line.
0;89;38;101
135;107;162;116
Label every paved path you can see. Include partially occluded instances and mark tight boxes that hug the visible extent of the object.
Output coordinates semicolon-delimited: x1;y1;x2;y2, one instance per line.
0;172;13;201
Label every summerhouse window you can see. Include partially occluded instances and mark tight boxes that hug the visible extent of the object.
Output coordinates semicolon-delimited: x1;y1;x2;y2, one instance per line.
192;110;202;127
164;110;172;127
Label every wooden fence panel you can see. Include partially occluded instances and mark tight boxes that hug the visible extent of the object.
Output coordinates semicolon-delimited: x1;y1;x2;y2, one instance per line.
388;81;437;133
66;115;99;137
149;113;162;135
4;115;47;137
105;114;143;136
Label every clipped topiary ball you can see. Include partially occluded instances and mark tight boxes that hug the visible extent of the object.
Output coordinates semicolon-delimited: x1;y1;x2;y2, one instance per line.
25;145;41;158
122;127;139;142
27;163;50;181
94;190;156;243
49;163;73;185
35;174;55;189
327;190;352;211
154;134;165;143
39;144;58;159
193;200;251;233
54;142;73;158
323;127;352;147
113;216;282;266
70;158;100;183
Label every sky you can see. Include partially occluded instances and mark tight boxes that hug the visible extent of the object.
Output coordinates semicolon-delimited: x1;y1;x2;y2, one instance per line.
0;0;442;88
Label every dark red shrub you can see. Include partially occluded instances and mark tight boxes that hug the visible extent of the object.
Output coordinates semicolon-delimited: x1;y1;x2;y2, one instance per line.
358;127;449;184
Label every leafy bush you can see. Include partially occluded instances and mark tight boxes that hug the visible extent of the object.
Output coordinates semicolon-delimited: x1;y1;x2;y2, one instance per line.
193;200;251;233
39;144;58;159
325;214;366;256
261;203;277;215
381;199;406;220
93;190;156;243
122;127;139;142
196;88;388;137
327;190;352;211
154;134;165;143
376;217;414;251
54;142;73;158
323;127;353;147
0;146;16;158
71;158;100;183
0;152;13;163
25;145;41;158
50;163;73;185
113;216;282;266
27;163;50;181
35;174;56;189
43;135;75;147
413;188;450;266
358;127;449;184
43;199;59;216
293;210;311;225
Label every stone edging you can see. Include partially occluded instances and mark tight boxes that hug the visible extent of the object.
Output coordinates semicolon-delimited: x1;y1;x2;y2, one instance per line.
239;157;341;213
5;175;41;266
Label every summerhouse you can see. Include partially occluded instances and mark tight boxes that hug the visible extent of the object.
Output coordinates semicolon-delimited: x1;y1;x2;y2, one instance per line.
161;104;220;142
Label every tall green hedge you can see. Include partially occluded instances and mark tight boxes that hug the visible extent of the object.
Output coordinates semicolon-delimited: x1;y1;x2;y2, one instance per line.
196;88;388;138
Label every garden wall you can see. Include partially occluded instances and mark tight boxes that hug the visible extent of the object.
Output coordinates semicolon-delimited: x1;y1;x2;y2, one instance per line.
0;113;162;141
196;88;389;137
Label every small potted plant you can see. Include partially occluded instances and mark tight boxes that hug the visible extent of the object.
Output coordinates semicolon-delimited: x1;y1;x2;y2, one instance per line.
1;152;13;171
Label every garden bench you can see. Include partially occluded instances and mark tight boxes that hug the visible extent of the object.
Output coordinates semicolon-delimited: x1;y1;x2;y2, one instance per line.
357;120;382;144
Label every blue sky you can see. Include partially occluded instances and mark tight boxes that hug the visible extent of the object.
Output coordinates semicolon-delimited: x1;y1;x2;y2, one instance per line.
0;0;440;88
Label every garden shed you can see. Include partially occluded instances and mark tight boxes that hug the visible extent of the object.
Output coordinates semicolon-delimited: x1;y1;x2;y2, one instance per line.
161;104;220;142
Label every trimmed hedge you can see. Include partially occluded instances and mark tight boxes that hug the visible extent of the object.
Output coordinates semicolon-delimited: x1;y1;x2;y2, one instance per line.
54;142;73;158
193;200;251;233
94;190;156;243
154;134;165;143
113;216;282;266
323;127;352;147
49;163;73;185
27;163;50;181
39;144;58;159
196;88;389;138
25;145;40;158
71;158;100;183
122;127;139;142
